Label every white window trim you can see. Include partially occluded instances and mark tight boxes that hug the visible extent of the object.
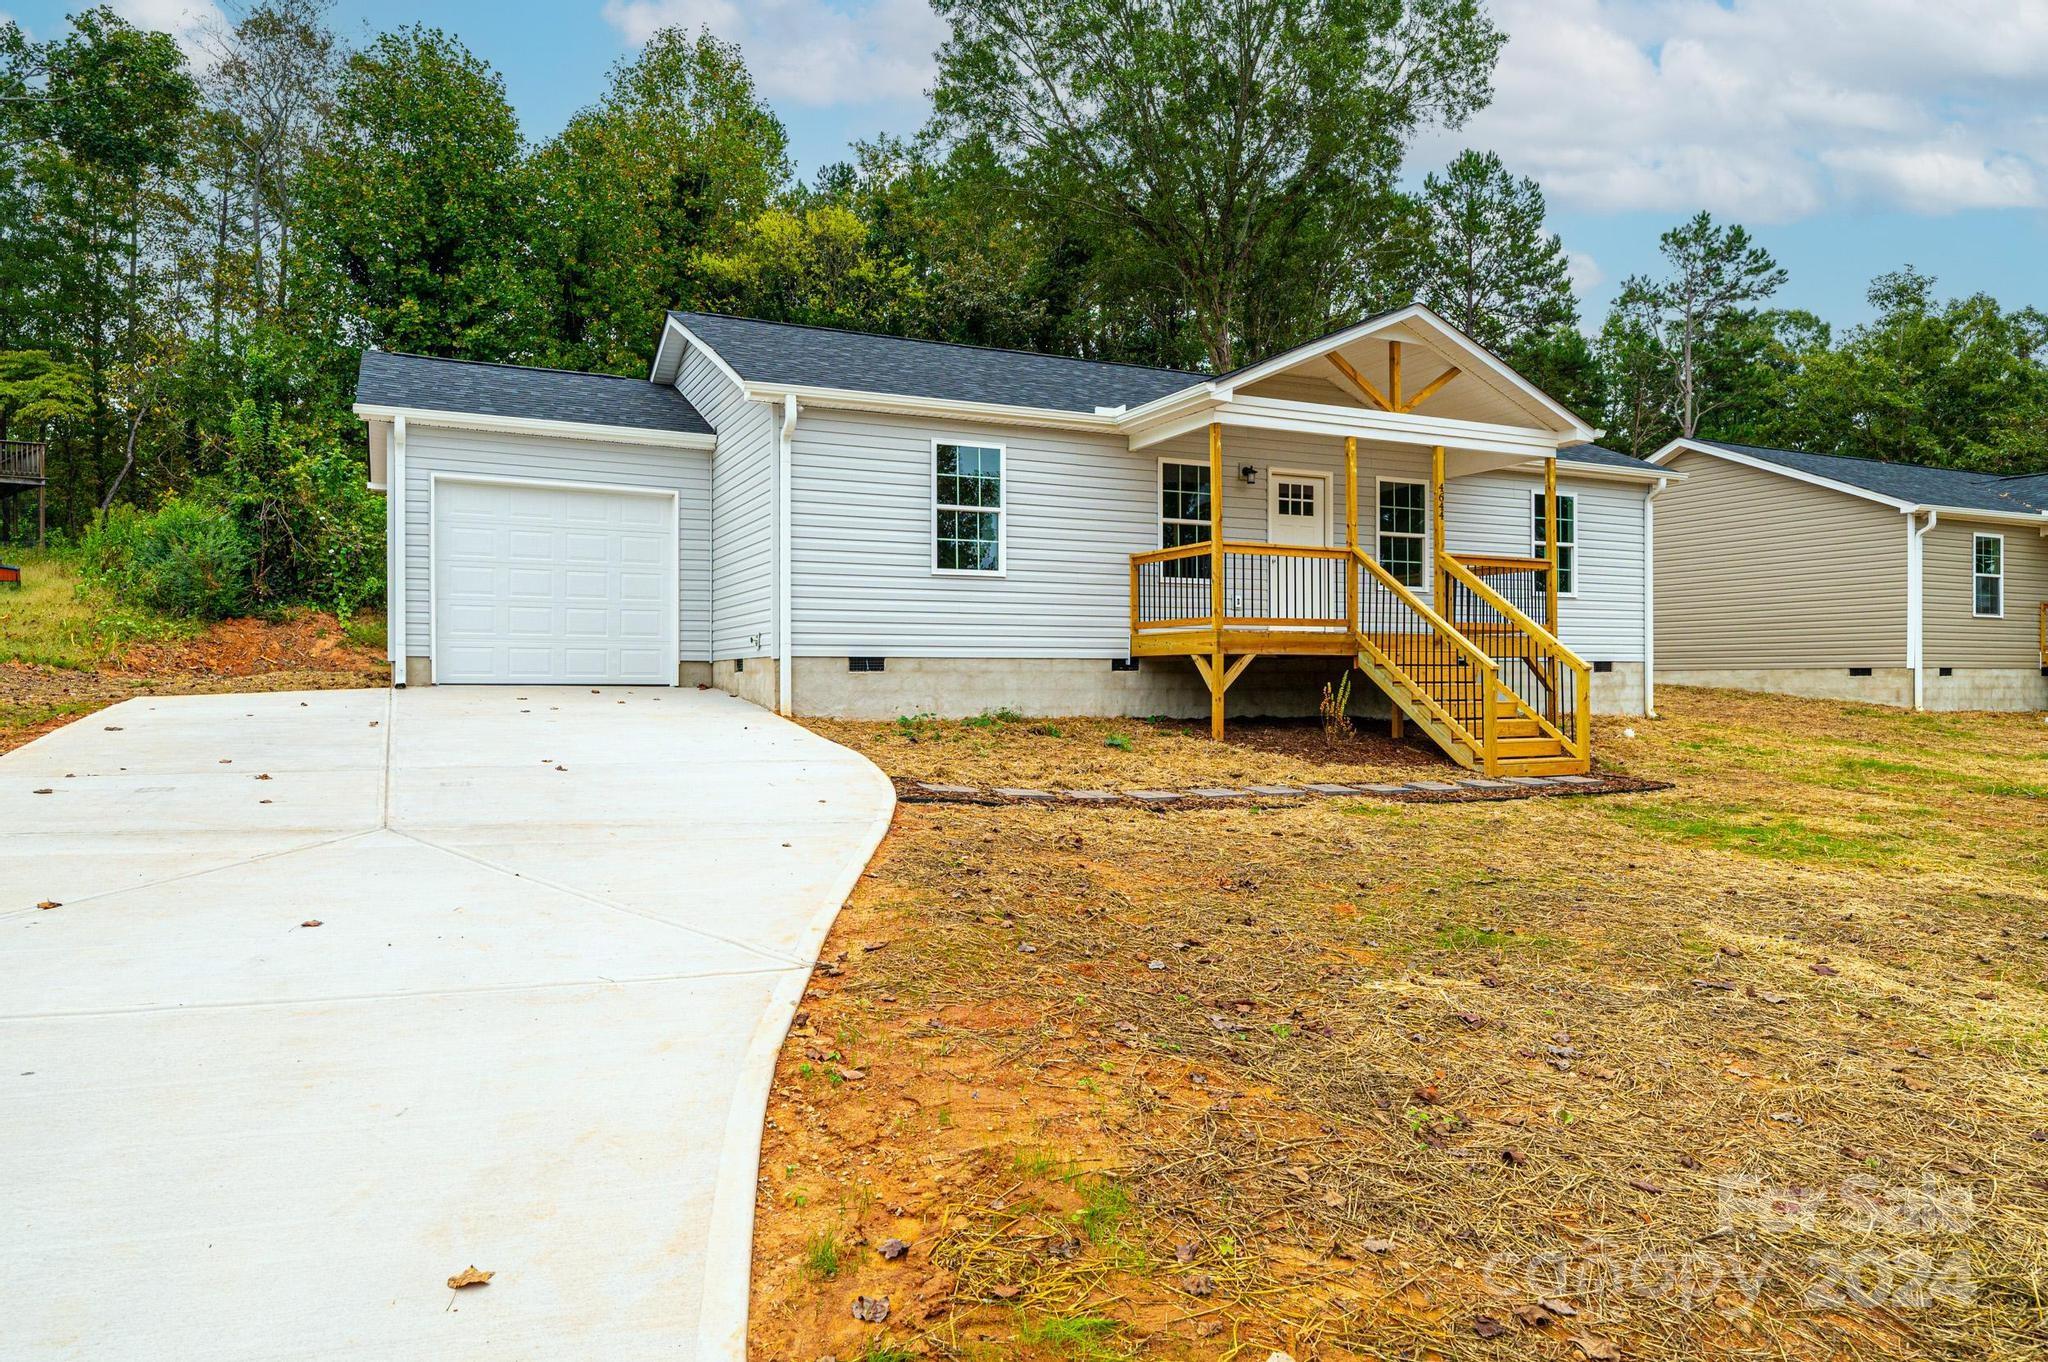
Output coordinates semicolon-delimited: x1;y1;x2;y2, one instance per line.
1266;467;1333;546
1532;489;1579;599
1375;475;1429;590
930;438;1007;577
1972;532;2004;618
1158;454;1214;547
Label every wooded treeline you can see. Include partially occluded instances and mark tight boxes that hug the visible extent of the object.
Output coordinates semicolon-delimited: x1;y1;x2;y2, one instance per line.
2;0;2042;568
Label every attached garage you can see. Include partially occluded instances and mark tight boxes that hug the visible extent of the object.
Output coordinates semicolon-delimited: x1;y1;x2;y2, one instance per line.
354;350;717;688
431;476;678;685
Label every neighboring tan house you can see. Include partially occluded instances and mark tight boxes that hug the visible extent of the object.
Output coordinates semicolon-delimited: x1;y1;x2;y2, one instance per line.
1649;438;2048;712
355;305;1676;776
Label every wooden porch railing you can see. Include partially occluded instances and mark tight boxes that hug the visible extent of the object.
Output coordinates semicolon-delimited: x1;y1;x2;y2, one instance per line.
1438;553;1592;763
0;440;46;484
1132;541;1354;634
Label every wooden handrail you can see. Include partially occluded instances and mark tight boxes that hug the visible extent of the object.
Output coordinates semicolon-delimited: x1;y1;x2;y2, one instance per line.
0;440;46;483
1129;541;1213;566
1438;553;1591;758
1350;547;1504;766
1453;552;1550;573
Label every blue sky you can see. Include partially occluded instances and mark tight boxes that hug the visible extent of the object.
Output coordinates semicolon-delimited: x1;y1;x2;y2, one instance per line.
14;0;2045;334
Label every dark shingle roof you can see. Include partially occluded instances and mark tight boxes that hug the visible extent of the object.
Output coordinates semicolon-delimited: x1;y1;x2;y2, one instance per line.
356;350;712;436
672;312;1203;414
1692;441;2048;514
1559;442;1657;473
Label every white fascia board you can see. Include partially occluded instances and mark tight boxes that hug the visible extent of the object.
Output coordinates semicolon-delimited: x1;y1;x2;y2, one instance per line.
1126;393;1571;460
1915;504;2048;527
647;315;689;385
352;403;716;451
661;319;751;393
741;381;1122;433
1648;438;1917;511
1512;457;1685;486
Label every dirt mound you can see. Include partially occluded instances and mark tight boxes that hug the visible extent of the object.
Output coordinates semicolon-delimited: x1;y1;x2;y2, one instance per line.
117;613;383;678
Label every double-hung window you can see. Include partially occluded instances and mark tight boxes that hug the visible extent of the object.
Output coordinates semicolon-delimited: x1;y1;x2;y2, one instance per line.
1159;460;1211;579
1973;533;2003;617
1377;479;1427;587
934;442;1003;573
1532;492;1578;596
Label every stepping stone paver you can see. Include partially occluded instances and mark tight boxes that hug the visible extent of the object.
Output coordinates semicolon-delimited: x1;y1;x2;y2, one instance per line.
1125;790;1182;802
1502;776;1549;786
1062;790;1120;801
1553;775;1602;785
993;787;1055;799
1303;783;1362;795
1408;781;1461;791
1246;785;1304;796
1191;788;1247;798
918;783;981;795
1361;783;1410;793
1459;779;1517;790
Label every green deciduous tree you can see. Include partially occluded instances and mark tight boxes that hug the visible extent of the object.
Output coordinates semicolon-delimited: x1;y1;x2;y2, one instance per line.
298;26;542;362
534;26;790;372
930;0;1504;369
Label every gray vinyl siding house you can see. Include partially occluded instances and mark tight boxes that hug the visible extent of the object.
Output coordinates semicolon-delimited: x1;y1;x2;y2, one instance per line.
1649;438;2048;712
355;307;1670;748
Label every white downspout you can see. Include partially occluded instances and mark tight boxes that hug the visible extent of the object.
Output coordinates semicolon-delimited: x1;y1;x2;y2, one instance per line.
388;414;407;688
1643;475;1667;718
777;394;797;716
1907;508;1937;711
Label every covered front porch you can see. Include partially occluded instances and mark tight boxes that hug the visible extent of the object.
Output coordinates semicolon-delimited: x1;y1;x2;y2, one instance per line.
1117;326;1593;776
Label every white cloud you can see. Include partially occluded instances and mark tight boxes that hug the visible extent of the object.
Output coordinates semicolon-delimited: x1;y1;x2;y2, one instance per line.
601;0;946;108
110;0;226;63
1415;0;2048;221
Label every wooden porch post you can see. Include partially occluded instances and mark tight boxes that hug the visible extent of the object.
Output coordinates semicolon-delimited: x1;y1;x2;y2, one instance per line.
1208;421;1226;739
1544;455;1560;634
1344;436;1359;637
1430;444;1446;606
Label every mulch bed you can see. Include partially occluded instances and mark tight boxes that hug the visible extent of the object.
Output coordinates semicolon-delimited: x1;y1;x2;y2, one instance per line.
891;770;1671;809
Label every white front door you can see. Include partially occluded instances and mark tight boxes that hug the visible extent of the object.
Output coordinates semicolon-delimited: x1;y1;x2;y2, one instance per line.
432;475;678;685
1266;471;1333;621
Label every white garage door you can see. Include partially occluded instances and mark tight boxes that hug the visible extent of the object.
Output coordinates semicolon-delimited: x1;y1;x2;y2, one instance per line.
432;476;677;685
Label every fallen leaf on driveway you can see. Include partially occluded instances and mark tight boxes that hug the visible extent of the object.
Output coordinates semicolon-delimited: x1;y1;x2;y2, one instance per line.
446;1267;493;1289
32;788;52;795
301;920;323;928
37;900;60;910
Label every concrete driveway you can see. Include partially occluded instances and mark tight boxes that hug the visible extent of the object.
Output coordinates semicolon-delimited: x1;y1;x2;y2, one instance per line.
0;686;893;1361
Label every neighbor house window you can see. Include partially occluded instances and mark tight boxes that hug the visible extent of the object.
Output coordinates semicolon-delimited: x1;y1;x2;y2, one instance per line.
1533;492;1578;595
1973;533;2003;617
1377;479;1427;587
934;442;1003;573
1159;459;1211;579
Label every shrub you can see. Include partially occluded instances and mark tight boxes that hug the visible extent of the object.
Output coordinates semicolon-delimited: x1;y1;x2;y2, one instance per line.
80;498;253;620
1320;672;1355;745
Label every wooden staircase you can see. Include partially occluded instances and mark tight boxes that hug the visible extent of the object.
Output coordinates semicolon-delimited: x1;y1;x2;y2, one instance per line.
1349;553;1592;777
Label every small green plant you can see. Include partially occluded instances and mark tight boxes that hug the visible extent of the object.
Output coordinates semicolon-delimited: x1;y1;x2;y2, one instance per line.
1073;1175;1133;1244
802;1230;842;1280
965;706;1023;729
1320;671;1355;744
893;711;937;739
1030;722;1064;737
1104;733;1134;752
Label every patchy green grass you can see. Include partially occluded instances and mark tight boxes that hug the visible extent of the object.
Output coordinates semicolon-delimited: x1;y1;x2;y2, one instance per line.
1019;1312;1125;1359
801;1230;841;1281
1072;1175;1133;1246
0;549;191;668
1605;799;1900;862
